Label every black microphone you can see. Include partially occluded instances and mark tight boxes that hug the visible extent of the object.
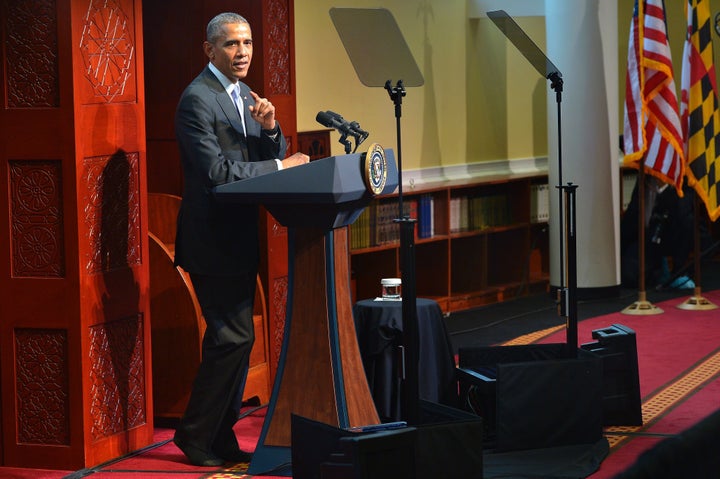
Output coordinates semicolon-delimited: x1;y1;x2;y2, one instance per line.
316;110;368;142
347;120;369;143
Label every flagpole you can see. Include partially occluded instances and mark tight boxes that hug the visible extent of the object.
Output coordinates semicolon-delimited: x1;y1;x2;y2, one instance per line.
676;0;719;310
623;160;663;315
677;194;717;310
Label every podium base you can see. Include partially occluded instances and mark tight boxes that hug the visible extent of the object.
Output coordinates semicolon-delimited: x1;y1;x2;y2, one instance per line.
291;401;483;479
248;227;379;475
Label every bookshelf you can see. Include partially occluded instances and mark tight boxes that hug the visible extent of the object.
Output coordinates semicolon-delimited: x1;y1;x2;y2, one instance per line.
349;173;550;313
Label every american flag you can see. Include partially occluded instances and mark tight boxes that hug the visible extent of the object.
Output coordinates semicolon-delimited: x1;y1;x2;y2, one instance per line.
680;0;720;220
623;0;685;195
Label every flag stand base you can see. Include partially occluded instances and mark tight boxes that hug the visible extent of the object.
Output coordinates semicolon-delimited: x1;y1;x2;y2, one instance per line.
677;288;718;311
622;291;663;315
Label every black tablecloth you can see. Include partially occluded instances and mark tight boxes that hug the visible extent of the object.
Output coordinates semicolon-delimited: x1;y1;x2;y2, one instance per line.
352;298;457;421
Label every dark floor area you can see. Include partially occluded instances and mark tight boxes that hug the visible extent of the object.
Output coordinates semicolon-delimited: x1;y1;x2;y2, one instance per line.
444;256;720;353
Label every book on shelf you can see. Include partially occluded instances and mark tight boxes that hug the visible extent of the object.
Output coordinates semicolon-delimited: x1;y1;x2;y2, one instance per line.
418;194;434;238
407;198;419;240
530;183;549;223
351;203;373;249
460;196;469;232
451;195;473;233
469;196;484;230
450;196;460;233
374;200;391;246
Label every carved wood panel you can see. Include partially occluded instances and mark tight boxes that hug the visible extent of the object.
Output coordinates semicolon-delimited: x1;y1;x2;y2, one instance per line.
3;0;60;108
15;329;70;445
9;161;65;278
78;0;137;104
81;152;141;274
88;315;146;441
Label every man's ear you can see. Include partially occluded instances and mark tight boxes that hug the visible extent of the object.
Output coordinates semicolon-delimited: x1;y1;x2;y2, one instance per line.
203;41;214;60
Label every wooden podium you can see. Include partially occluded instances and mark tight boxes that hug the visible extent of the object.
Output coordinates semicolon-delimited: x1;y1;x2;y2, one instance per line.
214;151;398;474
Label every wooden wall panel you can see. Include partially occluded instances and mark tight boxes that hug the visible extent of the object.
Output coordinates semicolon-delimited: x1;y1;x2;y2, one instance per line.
251;0;296;377
0;0;153;469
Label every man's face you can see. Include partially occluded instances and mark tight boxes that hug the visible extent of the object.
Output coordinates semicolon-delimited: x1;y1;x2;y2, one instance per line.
205;22;253;82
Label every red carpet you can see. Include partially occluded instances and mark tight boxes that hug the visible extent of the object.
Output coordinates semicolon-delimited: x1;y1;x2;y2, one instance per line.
89;409;276;479
3;291;720;478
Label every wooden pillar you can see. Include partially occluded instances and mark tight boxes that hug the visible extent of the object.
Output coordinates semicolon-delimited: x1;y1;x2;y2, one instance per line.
247;0;297;383
0;0;153;469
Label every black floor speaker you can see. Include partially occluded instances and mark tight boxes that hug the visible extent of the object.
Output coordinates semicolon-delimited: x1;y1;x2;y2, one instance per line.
580;323;642;426
291;401;484;479
457;343;604;452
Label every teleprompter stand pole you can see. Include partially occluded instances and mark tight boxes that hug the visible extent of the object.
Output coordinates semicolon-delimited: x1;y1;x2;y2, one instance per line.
386;79;421;425
386;80;407;218
486;10;579;354
548;71;579;356
329;6;425;425
548;71;572;351
562;183;578;358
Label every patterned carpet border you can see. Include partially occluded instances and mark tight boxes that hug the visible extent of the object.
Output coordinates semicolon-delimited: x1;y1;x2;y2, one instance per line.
603;347;720;449
202;462;251;478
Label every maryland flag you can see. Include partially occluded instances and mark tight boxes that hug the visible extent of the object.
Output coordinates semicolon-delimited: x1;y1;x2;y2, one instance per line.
680;0;720;221
623;0;685;195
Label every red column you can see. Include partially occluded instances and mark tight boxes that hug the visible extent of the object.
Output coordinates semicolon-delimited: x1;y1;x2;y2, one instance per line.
0;0;153;469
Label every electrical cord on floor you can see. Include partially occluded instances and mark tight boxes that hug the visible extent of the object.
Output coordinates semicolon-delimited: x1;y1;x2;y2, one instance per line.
238;402;268;420
251;461;293;476
62;437;175;478
448;303;558;337
61;403;271;478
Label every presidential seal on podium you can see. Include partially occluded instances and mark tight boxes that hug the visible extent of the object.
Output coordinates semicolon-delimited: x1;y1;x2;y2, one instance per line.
363;143;388;195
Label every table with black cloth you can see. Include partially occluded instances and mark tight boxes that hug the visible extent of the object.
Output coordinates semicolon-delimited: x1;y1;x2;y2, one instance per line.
352;297;457;422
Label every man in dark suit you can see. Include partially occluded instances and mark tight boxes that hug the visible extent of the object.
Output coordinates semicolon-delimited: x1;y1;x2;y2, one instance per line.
172;12;308;467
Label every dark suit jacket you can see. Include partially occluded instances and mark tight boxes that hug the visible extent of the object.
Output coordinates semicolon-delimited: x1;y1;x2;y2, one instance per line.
174;66;287;276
